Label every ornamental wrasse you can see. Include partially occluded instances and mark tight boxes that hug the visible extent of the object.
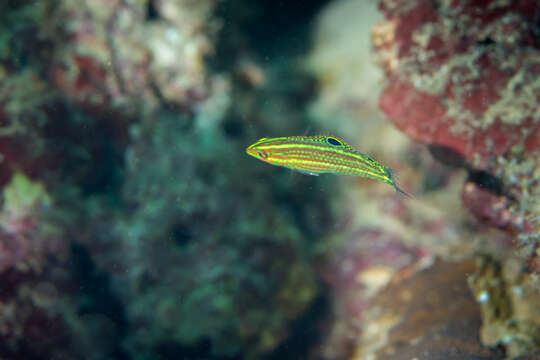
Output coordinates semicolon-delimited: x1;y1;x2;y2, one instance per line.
246;135;410;196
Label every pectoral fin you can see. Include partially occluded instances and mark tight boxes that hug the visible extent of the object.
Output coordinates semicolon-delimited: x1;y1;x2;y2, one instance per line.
297;170;320;176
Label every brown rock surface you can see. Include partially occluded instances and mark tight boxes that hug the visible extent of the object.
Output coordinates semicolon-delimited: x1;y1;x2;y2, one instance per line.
354;260;506;360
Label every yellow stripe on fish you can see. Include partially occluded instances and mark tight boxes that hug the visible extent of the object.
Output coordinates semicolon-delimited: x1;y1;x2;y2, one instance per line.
246;135;410;196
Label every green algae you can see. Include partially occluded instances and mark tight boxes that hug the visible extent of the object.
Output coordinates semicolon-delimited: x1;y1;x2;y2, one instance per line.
1;172;51;222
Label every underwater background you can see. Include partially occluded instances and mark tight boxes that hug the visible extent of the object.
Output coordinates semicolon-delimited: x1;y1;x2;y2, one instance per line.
0;0;539;359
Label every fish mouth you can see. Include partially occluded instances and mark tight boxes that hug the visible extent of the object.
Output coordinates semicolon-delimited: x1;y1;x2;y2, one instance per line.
245;146;257;156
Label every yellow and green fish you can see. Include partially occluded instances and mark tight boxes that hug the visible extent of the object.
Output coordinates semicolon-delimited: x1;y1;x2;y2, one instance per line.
246;135;410;196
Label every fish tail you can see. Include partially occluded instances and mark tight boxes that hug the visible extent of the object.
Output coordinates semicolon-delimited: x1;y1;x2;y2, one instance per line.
387;168;412;198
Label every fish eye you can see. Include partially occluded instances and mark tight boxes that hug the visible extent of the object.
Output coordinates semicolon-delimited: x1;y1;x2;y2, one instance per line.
326;137;342;146
258;151;268;159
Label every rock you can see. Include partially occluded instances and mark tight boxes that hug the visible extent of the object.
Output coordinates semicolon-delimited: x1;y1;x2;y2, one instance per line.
355;259;506;360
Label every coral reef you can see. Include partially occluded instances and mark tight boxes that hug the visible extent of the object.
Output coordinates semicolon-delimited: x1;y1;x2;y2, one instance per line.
318;228;427;359
0;0;55;186
0;172;64;273
84;108;324;359
2;0;539;359
373;0;540;169
0;173;72;358
50;1;334;358
310;154;502;358
355;260;513;360
372;0;540;249
1;0;339;357
50;0;220;115
0;172;122;360
304;0;540;359
469;256;540;359
367;0;540;357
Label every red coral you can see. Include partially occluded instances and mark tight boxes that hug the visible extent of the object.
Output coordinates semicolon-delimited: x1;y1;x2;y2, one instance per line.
379;0;439;57
461;182;530;234
0;128;48;189
374;1;540;274
379;79;467;154
375;0;540;169
53;55;110;111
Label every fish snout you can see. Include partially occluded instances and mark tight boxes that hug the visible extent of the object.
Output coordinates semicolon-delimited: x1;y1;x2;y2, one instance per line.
246;145;257;156
245;145;268;160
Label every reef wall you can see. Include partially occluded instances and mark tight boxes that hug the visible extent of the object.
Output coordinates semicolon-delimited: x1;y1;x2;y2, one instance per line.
307;0;540;358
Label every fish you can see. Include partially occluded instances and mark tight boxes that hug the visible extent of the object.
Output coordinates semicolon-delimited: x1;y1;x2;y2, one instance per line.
246;135;410;197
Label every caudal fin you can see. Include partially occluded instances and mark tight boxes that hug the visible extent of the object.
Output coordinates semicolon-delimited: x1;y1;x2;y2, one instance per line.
388;168;412;198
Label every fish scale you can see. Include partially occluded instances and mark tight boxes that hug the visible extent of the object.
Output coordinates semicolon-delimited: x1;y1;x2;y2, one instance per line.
246;135;410;197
